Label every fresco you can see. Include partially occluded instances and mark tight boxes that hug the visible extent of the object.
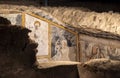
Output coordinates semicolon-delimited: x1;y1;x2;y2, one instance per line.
0;13;78;62
79;35;120;62
0;13;22;25
51;26;77;61
24;14;49;56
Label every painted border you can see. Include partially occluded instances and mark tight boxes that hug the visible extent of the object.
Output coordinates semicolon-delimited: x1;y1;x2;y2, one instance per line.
22;12;79;61
22;12;25;27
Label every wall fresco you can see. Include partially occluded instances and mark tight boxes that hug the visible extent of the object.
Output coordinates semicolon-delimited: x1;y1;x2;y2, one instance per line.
51;26;77;61
25;14;49;56
0;13;78;62
80;34;120;62
0;13;22;25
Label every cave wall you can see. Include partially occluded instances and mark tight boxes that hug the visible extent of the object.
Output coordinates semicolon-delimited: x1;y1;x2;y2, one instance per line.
1;10;120;63
78;12;120;35
42;7;120;35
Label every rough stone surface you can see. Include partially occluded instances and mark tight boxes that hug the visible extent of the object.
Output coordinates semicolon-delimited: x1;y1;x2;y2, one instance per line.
41;7;120;35
78;59;120;78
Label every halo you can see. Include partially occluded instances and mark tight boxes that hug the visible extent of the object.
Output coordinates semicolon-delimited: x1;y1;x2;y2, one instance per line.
34;21;41;27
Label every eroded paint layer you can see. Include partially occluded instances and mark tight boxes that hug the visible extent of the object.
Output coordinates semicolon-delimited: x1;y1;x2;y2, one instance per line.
51;26;77;61
80;34;120;62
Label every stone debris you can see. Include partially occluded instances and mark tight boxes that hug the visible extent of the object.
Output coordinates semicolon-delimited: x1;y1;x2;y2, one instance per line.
78;58;120;78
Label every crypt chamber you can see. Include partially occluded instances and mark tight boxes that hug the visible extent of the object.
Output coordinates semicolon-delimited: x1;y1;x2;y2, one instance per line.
0;0;120;78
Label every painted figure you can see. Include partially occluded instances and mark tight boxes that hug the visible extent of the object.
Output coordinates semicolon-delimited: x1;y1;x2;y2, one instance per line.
51;26;77;61
52;39;62;60
61;39;70;61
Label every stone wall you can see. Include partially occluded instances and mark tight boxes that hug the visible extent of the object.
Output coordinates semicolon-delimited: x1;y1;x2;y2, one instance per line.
41;7;120;35
2;3;120;35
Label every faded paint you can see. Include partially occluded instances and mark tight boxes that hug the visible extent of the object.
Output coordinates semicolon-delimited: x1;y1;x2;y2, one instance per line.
24;14;49;56
51;26;77;61
79;34;120;62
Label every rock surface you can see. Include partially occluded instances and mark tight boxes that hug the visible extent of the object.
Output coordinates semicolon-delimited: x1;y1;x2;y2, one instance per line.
78;59;120;78
41;7;120;35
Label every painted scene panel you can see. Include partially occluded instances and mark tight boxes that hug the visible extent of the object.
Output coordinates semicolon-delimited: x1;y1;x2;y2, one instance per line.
25;14;49;56
0;13;22;25
79;35;120;62
51;26;77;61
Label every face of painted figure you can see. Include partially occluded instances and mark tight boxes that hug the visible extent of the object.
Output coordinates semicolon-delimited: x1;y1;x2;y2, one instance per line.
33;21;41;39
61;40;67;49
92;45;99;55
34;21;41;30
